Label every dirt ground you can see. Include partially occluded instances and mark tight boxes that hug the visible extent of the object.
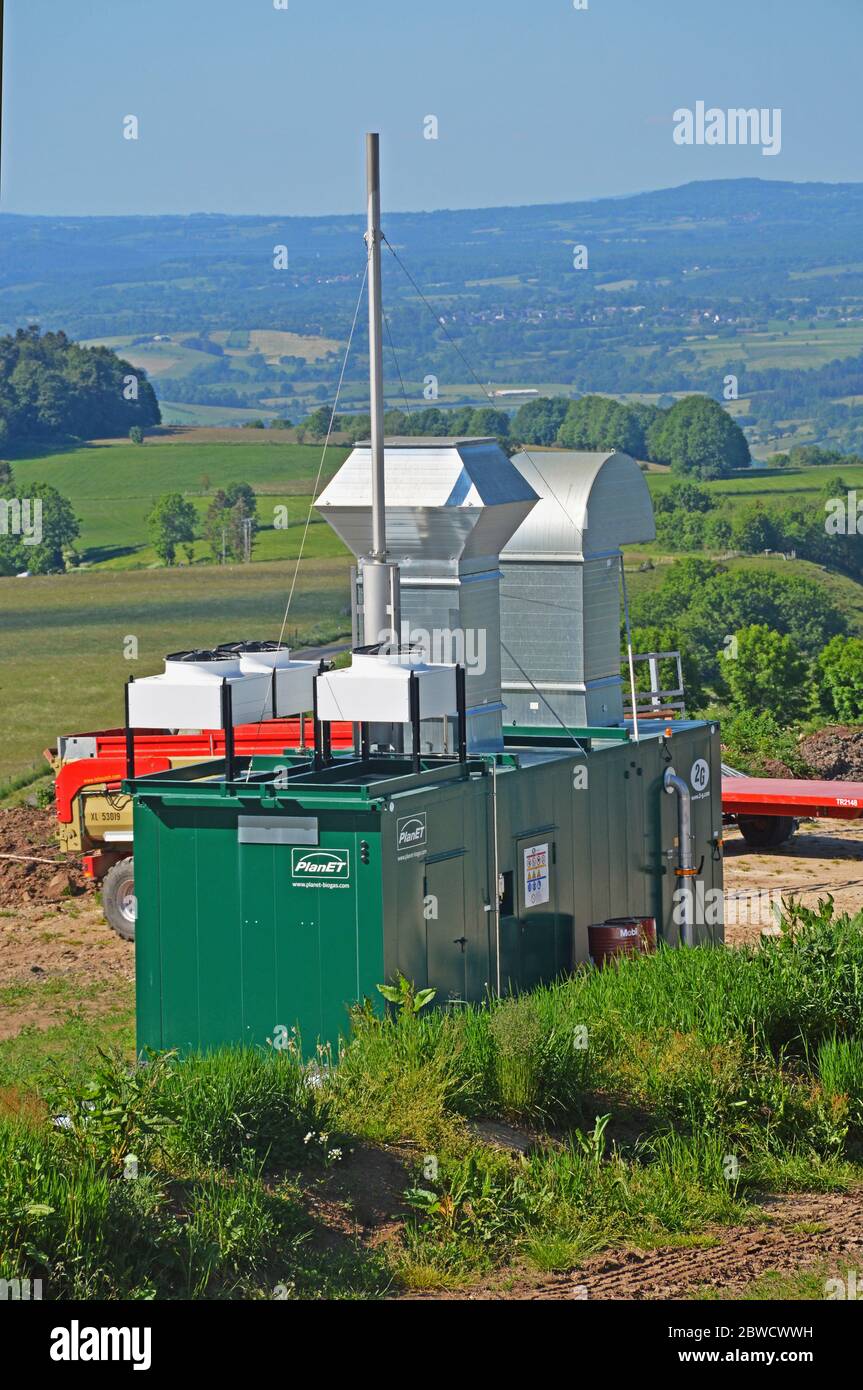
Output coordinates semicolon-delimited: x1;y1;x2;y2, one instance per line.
298;1139;863;1301
722;818;863;946
403;1190;863;1300
0;805;132;1041
0;805;91;907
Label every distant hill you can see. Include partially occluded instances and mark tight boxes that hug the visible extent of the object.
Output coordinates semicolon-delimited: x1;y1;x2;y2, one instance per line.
1;179;862;447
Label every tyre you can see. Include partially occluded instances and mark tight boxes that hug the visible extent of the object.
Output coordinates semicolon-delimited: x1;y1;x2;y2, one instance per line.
737;815;796;849
102;856;136;941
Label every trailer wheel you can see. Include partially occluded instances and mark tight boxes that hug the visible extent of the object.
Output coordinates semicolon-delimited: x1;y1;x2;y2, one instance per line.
737;815;796;849
102;856;136;941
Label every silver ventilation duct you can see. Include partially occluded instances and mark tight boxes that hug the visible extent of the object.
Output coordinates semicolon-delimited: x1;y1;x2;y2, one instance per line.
316;437;537;751
500;450;655;728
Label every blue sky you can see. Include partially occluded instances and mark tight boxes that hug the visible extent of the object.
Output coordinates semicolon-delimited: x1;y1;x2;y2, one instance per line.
2;0;860;216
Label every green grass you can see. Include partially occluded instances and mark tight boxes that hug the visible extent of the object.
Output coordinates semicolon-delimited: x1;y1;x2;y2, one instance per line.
158;401;284;426
0;1047;388;1299
694;1266;843;1300
10;440;349;565
82;494;348;570
9;440;351;568
0;980;136;1096
0;556;352;777
644;461;863;508
0;762;53;807
0;438;355;776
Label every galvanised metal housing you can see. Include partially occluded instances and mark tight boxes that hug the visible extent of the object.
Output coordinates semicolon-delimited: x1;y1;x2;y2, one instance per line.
317;438;538;752
500;450;655;728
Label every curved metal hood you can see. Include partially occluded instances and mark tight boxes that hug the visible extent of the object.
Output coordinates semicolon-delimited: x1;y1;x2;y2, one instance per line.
502;450;655;560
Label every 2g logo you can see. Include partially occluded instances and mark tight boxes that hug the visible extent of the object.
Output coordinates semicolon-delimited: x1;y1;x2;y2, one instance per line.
690;759;710;794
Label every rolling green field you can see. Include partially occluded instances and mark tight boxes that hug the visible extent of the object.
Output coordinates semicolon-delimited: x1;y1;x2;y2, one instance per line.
645;462;863;505
0;558;352;779
14;438;863;572
11;439;350;570
11;439;347;501
81;329;343;379
158;400;283;426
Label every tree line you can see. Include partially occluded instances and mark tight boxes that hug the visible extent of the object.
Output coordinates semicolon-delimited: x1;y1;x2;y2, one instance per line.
0;327;160;448
653;477;863;584
304;393;752;481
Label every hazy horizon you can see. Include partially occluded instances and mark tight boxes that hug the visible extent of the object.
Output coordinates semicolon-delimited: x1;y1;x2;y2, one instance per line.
2;0;859;217
0;174;859;224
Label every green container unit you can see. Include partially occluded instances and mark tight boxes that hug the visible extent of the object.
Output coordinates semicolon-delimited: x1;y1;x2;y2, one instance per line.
129;720;722;1058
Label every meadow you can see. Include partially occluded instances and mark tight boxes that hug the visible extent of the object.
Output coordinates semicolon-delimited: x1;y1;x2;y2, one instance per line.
0;558;351;781
9;439;349;566
645;460;863;506
674;323;863;373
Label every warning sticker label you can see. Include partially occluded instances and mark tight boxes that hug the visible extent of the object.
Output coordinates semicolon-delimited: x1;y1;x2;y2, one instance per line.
523;842;550;908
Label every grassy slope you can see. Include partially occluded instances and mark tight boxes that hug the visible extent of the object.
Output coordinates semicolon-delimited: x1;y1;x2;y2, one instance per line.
644;461;863;508
2;438;358;772
2;905;862;1299
11;440;351;569
0;558;351;778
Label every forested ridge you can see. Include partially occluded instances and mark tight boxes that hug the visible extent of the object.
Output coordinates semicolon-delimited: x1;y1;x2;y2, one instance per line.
0;327;160;448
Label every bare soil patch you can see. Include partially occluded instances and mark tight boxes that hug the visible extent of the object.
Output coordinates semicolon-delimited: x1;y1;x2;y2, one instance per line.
800;724;863;780
0;900;133;1040
0;806;131;1041
0;806;92;909
398;1190;863;1300
723;818;863;946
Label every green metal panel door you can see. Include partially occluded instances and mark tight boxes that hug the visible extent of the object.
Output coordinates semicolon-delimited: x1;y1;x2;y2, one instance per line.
262;831;379;1053
424;852;467;1001
235;824;383;1055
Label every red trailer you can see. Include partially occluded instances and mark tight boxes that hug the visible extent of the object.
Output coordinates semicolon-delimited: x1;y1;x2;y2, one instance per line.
722;773;863;848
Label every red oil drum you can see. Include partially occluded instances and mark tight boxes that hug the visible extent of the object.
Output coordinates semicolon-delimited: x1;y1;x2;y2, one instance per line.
588;916;657;968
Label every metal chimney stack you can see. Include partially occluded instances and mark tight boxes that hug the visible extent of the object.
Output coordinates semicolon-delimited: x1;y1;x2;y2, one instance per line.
362;133;400;648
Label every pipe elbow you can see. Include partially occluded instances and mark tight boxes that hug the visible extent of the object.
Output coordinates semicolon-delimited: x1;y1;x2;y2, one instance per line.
664;767;687;798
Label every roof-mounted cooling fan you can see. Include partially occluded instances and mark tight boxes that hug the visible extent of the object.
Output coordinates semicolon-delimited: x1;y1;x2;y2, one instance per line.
164;648;238;664
215;640;288;655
